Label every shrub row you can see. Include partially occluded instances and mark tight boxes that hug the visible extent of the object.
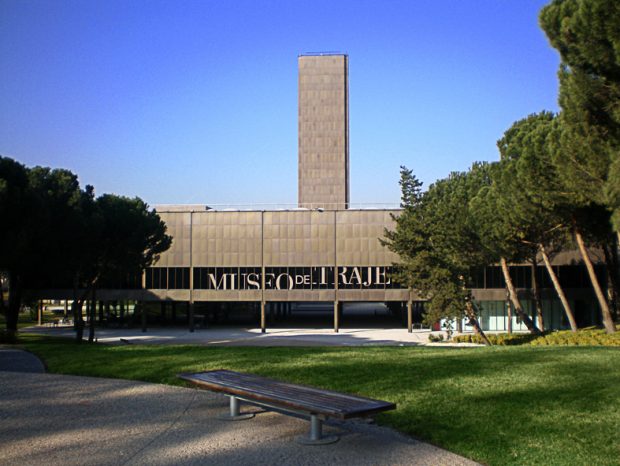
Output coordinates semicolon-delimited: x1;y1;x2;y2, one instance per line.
452;328;620;346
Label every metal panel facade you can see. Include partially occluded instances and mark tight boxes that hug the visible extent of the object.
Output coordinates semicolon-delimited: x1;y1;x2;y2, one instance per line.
151;208;407;302
298;54;349;210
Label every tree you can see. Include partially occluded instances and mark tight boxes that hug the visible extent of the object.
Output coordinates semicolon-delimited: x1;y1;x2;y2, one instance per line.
540;0;619;332
469;163;542;335
0;156;172;340
0;157;33;336
384;166;492;345
495;112;578;331
74;194;172;342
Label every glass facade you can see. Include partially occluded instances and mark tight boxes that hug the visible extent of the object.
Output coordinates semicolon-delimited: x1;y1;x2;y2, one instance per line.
145;267;190;290
471;265;607;289
148;265;401;291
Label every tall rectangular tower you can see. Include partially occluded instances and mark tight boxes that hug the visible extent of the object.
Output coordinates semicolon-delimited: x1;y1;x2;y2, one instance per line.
298;54;349;210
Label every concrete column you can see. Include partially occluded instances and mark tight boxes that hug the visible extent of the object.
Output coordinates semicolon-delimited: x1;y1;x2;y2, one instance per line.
334;301;340;333
37;301;42;326
189;302;195;333
261;301;266;333
64;300;69;318
407;300;413;333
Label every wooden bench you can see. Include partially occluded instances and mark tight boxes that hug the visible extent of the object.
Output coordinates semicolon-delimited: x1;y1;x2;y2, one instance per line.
178;369;396;445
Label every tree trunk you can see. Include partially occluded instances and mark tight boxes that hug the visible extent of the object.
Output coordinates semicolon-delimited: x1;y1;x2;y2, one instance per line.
120;301;125;326
0;278;6;315
506;290;513;334
574;227;616;333
465;301;492;346
72;281;85;343
530;257;544;331
6;271;22;337
602;242;619;322
73;300;84;343
539;244;578;332
88;288;96;343
500;257;541;334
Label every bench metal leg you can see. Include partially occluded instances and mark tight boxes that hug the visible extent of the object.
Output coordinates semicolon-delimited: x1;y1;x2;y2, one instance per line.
218;396;255;421
296;414;339;445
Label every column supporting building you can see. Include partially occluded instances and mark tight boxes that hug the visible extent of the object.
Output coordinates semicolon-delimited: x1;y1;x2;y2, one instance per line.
334;301;340;333
188;301;195;333
407;299;413;333
261;301;266;333
140;302;147;333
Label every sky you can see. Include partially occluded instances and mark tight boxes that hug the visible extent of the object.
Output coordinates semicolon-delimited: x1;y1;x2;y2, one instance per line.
0;0;560;208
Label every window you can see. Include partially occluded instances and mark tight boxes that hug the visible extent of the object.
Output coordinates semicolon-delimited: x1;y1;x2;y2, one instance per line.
145;267;189;289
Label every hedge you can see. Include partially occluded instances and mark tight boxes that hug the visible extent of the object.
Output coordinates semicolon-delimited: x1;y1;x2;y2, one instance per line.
452;327;620;346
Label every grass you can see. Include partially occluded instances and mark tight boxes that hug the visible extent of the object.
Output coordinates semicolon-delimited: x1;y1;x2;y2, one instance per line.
17;334;620;466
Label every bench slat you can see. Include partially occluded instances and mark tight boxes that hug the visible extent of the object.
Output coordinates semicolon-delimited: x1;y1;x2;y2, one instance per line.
179;370;395;420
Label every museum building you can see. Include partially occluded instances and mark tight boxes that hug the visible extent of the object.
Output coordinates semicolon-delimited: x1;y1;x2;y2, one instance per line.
40;54;605;332
145;54;409;333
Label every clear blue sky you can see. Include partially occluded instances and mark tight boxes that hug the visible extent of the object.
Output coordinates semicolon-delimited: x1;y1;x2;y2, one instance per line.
1;0;560;207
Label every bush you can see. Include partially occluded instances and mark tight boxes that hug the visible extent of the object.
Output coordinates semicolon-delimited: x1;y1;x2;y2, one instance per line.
530;328;620;347
453;328;620;346
428;333;444;342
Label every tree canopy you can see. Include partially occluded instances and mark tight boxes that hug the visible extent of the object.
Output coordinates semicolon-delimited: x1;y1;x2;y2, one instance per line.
0;156;172;336
384;165;493;343
540;0;620;230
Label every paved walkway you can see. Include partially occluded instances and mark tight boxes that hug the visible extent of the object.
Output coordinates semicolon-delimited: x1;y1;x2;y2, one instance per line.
0;347;45;373
22;325;459;346
0;367;478;466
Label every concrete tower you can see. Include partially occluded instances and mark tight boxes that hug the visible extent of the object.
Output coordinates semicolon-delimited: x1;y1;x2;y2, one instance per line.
298;54;349;210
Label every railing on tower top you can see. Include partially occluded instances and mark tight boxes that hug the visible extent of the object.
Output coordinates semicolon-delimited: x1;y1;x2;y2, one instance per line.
154;202;401;212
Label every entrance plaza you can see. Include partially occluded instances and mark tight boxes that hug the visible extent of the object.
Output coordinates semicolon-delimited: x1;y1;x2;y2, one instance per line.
24;302;445;345
23;325;445;346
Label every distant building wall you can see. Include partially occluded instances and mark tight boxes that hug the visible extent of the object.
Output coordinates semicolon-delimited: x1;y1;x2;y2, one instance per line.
298;54;349;210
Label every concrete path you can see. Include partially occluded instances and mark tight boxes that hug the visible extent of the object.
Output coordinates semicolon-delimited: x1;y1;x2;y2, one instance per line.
22;325;460;347
0;348;45;373
0;370;478;466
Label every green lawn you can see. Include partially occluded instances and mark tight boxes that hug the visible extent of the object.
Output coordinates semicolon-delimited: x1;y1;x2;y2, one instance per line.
0;310;58;329
18;334;620;466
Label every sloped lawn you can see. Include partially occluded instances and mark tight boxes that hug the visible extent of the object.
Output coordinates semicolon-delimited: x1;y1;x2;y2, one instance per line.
19;335;620;466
